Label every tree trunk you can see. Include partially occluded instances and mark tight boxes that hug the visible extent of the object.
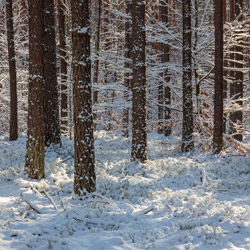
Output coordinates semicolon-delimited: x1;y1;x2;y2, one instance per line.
213;0;224;154
232;0;243;141
25;0;45;179
71;0;96;195
159;0;171;136
181;0;194;152
93;0;102;131
229;0;235;135
44;0;61;146
58;0;68;135
6;0;18;141
122;0;132;138
131;0;147;162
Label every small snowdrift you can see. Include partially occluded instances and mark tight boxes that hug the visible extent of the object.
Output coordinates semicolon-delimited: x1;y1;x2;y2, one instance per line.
0;132;250;249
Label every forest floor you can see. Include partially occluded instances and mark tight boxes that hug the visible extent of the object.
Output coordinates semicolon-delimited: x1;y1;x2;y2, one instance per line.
0;131;250;249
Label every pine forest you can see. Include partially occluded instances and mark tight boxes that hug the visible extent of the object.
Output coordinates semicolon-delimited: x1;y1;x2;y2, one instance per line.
0;0;250;249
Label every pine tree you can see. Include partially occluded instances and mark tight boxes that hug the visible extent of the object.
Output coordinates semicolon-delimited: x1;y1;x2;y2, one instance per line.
213;0;224;154
58;0;68;135
182;0;194;152
93;0;102;132
232;0;243;141
122;0;132;138
6;0;18;141
159;0;171;136
71;0;96;195
44;0;61;146
25;0;45;179
131;0;147;162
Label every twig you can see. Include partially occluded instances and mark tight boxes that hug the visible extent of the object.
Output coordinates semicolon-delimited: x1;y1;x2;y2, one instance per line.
41;191;58;210
20;193;41;214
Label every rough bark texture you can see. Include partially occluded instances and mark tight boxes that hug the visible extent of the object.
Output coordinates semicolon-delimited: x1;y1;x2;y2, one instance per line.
159;0;171;136
71;0;96;195
181;0;194;152
229;0;235;134
58;0;68;135
131;0;147;162
122;0;132;138
232;0;243;141
25;0;45;179
44;0;61;146
6;0;18;141
93;0;102;131
213;0;224;154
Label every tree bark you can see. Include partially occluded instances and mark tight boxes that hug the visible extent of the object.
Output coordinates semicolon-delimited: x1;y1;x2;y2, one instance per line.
213;0;224;154
25;0;45;179
71;0;96;195
93;0;102;131
122;0;132;138
232;0;243;141
181;0;194;152
131;0;147;162
58;0;68;135
6;0;18;141
159;0;171;136
44;0;61;146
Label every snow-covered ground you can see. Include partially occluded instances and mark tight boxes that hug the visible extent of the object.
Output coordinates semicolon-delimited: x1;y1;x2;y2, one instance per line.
0;131;250;249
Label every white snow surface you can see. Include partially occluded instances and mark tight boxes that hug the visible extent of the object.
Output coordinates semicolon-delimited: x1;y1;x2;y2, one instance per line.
0;131;250;249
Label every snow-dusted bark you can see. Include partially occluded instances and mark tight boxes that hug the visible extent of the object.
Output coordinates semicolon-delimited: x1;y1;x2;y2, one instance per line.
131;0;147;162
58;0;68;135
213;0;224;154
122;0;132;138
25;0;45;179
44;0;61;146
6;0;18;141
159;0;171;136
230;0;244;141
71;0;96;195
182;0;194;152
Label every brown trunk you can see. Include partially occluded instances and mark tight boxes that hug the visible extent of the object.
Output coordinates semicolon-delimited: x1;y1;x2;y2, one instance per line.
213;0;224;154
229;0;235;134
71;0;95;195
122;0;132;138
159;0;171;136
25;0;45;179
223;0;227;133
131;0;147;162
93;0;102;131
232;0;243;141
182;0;194;152
58;0;68;135
6;0;18;141
44;0;61;146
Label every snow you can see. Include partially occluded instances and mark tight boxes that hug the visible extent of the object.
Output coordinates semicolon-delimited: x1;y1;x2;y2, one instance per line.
0;132;250;249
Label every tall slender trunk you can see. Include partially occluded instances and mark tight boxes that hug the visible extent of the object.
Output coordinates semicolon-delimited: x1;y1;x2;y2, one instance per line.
159;0;171;136
71;0;95;195
131;0;147;162
93;0;102;131
44;0;61;146
122;0;132;137
25;0;45;179
232;0;244;141
6;0;18;141
182;0;194;152
229;0;235;134
213;0;224;154
58;0;68;135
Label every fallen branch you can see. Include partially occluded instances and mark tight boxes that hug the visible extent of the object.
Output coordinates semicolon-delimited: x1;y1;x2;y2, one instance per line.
20;193;41;214
41;190;58;210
